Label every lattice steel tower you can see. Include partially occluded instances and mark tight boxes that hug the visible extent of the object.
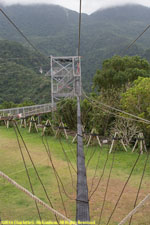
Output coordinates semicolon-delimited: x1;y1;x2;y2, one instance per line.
50;56;82;108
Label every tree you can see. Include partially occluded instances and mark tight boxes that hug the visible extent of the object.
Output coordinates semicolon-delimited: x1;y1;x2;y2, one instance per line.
56;98;77;129
121;77;150;119
81;98;93;131
121;77;150;142
0;101;17;109
93;55;150;91
110;118;140;146
17;100;35;107
0;40;50;104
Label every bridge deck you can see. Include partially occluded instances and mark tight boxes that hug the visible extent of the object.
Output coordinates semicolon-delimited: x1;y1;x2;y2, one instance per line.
0;103;54;118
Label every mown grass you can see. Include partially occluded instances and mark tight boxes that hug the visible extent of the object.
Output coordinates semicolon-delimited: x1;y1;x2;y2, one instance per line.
0;126;76;222
0;125;150;225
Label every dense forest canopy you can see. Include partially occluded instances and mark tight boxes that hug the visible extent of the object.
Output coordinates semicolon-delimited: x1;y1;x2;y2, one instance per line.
0;40;50;104
93;56;150;91
1;4;150;90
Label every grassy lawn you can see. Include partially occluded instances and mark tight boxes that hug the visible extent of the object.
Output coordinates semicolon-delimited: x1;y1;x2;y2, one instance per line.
0;125;150;225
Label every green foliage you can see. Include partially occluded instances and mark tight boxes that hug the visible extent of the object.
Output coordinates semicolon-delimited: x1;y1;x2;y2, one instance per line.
81;98;93;130
121;77;150;141
54;97;114;136
0;40;50;104
17;100;35;107
93;55;150;91
0;40;49;73
55;98;77;129
0;100;35;110
91;56;150;139
121;77;150;119
0;101;17;109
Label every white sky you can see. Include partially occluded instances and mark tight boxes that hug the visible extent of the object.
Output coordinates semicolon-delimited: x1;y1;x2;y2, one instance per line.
1;0;150;14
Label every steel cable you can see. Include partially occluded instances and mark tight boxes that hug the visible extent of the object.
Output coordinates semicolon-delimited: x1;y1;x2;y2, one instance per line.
89;149;110;200
58;136;77;173
106;152;141;225
42;135;68;218
128;152;150;225
0;9;44;57
89;145;102;194
82;90;150;125
86;147;97;169
0;171;76;224
41;135;75;201
58;137;77;191
13;123;43;223
13;121;60;224
123;25;150;53
98;149;116;225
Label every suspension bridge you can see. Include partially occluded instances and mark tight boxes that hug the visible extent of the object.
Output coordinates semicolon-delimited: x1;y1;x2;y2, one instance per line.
0;0;150;224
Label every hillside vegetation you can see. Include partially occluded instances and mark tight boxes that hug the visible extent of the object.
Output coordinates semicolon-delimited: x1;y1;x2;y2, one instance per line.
0;40;50;104
1;4;150;90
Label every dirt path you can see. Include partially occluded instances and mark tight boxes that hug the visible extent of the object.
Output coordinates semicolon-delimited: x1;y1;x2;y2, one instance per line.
89;177;150;224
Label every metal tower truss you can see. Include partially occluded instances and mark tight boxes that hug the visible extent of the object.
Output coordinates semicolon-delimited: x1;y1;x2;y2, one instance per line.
50;56;81;107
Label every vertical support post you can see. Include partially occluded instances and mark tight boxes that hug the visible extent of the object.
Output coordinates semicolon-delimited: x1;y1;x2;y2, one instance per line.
37;116;41;124
51;55;54;121
79;57;82;97
75;57;82;96
51;56;54;109
76;96;90;223
73;58;75;95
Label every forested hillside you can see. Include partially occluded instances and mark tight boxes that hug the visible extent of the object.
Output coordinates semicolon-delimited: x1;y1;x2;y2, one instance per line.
1;4;150;102
0;40;50;104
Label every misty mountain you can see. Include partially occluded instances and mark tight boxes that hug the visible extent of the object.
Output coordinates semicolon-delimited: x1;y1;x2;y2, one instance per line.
0;3;150;91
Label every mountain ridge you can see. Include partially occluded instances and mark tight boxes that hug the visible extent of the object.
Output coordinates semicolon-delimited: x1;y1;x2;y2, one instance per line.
1;3;150;92
1;2;150;15
92;3;150;14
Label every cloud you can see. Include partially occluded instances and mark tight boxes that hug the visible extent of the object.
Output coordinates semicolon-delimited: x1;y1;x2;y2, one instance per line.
82;0;150;13
0;0;150;14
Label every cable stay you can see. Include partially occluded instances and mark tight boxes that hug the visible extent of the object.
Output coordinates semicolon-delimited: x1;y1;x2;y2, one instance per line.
42;135;76;201
118;194;150;225
13;121;60;223
0;8;49;73
0;171;77;224
123;24;150;53
13;123;43;223
82;89;150;125
106;152;141;225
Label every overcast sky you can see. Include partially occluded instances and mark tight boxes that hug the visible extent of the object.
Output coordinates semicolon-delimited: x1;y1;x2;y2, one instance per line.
1;0;150;14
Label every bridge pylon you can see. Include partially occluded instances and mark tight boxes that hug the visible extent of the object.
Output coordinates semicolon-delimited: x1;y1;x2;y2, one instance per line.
49;56;82;108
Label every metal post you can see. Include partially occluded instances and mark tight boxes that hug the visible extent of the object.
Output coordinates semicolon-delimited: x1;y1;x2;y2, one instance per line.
50;56;54;121
51;56;54;109
79;57;82;96
73;57;75;95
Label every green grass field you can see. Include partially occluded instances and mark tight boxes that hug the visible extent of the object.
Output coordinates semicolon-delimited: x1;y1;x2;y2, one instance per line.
0;125;150;225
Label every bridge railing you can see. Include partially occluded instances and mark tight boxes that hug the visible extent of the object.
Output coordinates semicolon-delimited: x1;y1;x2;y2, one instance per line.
0;103;54;118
